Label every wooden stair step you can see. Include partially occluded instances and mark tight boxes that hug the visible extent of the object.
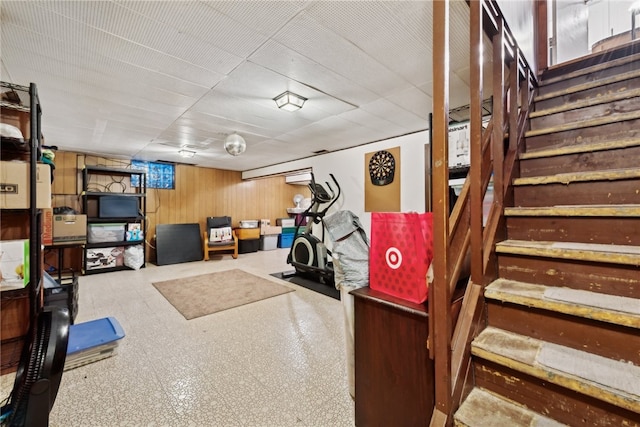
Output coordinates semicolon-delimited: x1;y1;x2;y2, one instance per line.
504;205;640;217
485;279;640;328
513;168;640;186
454;387;566;427
520;137;640;160
540;52;640;86
534;68;640;102
530;87;640;119
495;240;640;266
472;327;640;414
525;110;640;138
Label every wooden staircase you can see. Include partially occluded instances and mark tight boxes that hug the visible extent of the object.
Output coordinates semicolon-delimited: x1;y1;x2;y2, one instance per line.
454;50;640;426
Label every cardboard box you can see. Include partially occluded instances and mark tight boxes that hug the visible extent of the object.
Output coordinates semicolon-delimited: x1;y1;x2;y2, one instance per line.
42;208;53;246
260;225;282;236
53;214;87;244
0;239;30;290
0;161;52;209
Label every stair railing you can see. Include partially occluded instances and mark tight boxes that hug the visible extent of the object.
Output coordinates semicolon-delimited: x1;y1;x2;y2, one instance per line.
429;1;537;425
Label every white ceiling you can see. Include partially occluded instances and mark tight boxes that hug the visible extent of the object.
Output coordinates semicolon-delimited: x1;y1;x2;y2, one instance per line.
1;0;481;172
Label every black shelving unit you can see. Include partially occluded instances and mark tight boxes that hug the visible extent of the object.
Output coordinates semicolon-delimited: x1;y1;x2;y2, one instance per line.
1;81;44;342
81;165;146;274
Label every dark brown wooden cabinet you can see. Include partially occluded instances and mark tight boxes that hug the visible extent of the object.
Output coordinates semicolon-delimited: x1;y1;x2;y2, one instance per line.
352;287;434;427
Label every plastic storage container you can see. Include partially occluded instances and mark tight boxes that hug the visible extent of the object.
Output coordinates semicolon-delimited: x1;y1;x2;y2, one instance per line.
87;223;125;243
65;316;125;370
260;235;278;251
281;227;297;235
239;239;260;254
278;233;295;248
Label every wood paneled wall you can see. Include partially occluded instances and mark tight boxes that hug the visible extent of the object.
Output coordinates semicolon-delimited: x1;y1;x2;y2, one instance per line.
50;151;308;262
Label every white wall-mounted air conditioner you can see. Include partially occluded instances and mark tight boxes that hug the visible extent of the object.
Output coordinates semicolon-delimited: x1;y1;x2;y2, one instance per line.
285;172;312;185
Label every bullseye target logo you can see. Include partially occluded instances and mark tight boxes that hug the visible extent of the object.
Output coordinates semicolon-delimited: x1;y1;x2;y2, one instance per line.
385;247;403;270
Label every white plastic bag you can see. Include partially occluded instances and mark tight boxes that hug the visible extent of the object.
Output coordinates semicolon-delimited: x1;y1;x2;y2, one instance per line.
124;245;144;270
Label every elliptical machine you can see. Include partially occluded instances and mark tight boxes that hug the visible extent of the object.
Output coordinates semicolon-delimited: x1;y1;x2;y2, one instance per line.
286;173;340;286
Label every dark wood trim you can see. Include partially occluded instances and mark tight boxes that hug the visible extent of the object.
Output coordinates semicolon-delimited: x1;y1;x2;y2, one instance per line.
431;0;452;416
470;0;484;286
492;21;506;209
536;0;548;74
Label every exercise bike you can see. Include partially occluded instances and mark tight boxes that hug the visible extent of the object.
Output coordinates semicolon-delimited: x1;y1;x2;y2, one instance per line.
286;173;340;286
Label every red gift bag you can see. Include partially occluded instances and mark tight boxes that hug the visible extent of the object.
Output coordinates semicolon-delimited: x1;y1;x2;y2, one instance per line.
369;212;434;303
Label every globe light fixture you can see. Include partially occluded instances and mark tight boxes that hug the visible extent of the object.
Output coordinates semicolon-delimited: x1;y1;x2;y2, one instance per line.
224;133;246;156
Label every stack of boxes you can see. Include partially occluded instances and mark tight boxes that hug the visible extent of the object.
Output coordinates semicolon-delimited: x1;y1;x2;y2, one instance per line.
259;220;281;250
276;217;297;248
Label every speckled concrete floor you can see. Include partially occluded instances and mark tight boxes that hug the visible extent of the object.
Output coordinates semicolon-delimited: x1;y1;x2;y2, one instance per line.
1;248;355;426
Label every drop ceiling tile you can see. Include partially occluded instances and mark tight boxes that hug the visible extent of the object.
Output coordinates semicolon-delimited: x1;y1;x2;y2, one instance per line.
386;87;433;120
3;2;224;88
116;1;265;63
381;1;433;47
305;1;432;86
337;109;407;136
360;98;427;130
450;0;473;72
274;11;412;98
190;91;312;134
0;28;212;100
213;61;357;119
249;40;378;107
202;0;311;38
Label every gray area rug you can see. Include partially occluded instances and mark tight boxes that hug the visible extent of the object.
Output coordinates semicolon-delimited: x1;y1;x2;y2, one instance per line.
153;269;294;319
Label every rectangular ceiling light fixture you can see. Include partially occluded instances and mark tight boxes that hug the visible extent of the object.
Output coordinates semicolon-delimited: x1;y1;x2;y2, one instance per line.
179;149;196;158
273;91;307;112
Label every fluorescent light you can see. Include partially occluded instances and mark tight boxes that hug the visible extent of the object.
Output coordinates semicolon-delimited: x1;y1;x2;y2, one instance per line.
273;91;307;111
179;149;195;158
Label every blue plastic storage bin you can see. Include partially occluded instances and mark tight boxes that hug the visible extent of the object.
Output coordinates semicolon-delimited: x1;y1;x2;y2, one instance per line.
278;233;295;248
67;316;125;355
65;317;125;370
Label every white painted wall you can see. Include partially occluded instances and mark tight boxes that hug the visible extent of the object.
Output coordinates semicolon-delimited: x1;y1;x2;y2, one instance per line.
243;131;430;236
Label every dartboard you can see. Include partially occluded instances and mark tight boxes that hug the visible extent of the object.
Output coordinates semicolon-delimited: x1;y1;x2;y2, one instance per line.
369;150;395;186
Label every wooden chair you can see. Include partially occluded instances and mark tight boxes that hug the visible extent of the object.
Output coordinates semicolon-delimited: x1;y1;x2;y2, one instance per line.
203;216;238;260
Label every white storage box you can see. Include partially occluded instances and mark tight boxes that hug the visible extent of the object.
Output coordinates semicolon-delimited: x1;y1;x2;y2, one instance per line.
259;235;278;251
87;223;125;243
276;218;295;227
239;220;259;228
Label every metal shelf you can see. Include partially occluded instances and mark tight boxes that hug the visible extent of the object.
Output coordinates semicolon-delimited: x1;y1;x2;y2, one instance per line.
82;191;146;198
82;165;146;274
85;240;143;249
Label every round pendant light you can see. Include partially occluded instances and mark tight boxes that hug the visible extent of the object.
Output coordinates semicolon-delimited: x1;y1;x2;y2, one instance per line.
224;133;246;156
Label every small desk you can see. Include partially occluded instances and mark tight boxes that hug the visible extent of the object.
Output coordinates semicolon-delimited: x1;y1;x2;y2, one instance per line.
352;287;434;427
